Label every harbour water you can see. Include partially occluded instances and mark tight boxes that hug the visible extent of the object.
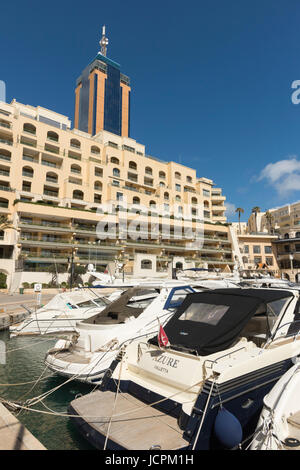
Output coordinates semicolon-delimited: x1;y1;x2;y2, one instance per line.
0;330;95;450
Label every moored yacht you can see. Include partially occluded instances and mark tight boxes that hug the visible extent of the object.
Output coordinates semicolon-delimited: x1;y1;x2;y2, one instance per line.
10;287;122;337
44;281;196;384
68;287;300;450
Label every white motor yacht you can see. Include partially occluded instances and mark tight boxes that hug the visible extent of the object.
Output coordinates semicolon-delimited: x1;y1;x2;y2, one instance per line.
68;287;300;450
44;281;197;384
10;287;122;337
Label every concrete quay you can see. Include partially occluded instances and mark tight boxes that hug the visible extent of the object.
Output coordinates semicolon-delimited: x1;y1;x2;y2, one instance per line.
0;402;46;450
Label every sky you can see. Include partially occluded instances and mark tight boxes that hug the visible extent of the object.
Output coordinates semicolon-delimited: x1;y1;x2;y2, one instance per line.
2;0;300;222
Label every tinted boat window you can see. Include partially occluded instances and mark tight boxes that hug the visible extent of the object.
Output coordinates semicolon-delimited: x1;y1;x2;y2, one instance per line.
178;302;229;325
267;298;289;317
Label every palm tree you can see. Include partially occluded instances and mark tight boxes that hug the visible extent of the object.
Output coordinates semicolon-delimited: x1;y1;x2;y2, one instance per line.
252;206;261;233
235;207;244;234
265;210;273;234
0;215;14;231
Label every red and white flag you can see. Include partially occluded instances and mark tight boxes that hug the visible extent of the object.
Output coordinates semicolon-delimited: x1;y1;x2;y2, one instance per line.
157;318;170;348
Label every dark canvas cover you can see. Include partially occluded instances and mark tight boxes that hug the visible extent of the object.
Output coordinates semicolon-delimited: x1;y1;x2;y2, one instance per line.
150;289;293;356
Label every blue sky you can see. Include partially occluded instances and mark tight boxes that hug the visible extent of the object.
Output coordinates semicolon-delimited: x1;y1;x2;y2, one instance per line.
2;0;300;222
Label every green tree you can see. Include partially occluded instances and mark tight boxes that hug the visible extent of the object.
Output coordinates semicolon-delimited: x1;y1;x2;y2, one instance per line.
68;264;86;288
265;210;274;234
0;215;14;231
47;263;66;287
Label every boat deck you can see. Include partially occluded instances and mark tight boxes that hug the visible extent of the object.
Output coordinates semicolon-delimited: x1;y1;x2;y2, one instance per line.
52;350;90;364
70;390;189;450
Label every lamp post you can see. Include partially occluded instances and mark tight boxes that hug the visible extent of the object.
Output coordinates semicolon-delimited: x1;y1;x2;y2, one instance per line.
289;252;294;281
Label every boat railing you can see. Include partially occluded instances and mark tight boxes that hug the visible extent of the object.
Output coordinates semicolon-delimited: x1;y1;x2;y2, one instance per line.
203;346;249;370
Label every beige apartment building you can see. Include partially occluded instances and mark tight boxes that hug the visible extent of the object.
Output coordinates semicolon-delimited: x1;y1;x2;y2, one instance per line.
230;223;279;275
0;99;232;290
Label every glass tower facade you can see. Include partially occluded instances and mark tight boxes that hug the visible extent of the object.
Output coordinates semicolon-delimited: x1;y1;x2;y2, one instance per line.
74;53;131;137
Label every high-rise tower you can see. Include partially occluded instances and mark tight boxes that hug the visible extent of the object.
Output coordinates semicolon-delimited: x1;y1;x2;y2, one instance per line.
74;26;131;137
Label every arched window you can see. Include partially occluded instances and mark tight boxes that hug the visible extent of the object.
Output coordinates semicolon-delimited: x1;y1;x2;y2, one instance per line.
129;161;137;170
94;181;102;191
111;157;119;165
23;123;36;135
296;232;300;238
145;166;152;175
71;164;81;174
204;200;209;208
133;196;140;205
164;192;169;200
175;172;181;179
46;172;58;183
73;190;84;200
175;195;181;201
192;197;198;205
175;261;183;269
70;138;81;149
141;259;152;270
159;171;166;179
186;175;193;183
22;166;34;178
159;181;166;187
242;256;248;264
113;168;120;177
47;131;59;142
284;233;289;239
149;200;156;209
91;145;100;155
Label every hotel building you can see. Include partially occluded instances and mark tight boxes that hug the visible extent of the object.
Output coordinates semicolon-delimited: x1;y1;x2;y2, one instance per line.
0;29;232;290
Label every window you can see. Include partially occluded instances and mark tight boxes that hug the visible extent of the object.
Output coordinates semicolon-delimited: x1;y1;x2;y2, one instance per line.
175;184;181;192
203;190;210;198
129;161;137;170
22;166;34;178
254;256;262;264
164;192;169;200
46;172;58;183
111;157;119;165
141;259;152;270
91;146;100;155
253;245;261;254
95;167;103;177
94;181;102;191
178;302;229;324
113;168;120;177
159;171;166;179
264;246;272;254
116;192;123;201
159;182;165;187
133;196;140;205
71;164;81;174
244;245;249;254
187;176;193;183
47;131;59;142
175;172;181;179
175;195;181;201
145;166;152;175
22;181;31;192
192;197;197;205
266;257;274;266
73;190;83;200
70;138;81;149
23;123;36;135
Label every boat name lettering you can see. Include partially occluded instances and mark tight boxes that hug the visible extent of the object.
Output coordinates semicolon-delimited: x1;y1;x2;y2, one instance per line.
152;355;179;368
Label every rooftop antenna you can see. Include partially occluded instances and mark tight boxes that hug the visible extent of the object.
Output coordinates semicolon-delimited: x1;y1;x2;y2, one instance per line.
99;25;109;56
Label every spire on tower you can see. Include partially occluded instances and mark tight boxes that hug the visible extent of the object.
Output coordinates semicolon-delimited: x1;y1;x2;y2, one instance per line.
99;25;109;56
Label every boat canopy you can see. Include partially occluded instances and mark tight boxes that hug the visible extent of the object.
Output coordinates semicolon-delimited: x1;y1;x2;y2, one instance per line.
150;289;294;356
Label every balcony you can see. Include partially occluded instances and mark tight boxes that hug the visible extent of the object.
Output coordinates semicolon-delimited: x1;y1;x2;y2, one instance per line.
0;138;12;146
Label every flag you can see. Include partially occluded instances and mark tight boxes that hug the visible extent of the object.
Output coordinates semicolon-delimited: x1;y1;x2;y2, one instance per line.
157;318;170;348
